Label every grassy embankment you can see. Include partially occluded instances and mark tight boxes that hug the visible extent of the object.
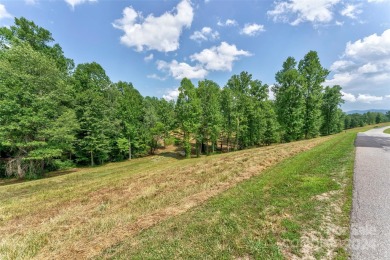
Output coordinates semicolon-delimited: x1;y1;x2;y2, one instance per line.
0;125;384;259
384;128;390;134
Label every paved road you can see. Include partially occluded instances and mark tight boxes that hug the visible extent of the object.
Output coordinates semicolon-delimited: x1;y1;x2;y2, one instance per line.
351;126;390;259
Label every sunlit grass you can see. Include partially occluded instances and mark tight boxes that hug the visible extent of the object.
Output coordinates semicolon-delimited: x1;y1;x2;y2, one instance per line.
97;130;358;259
0;124;385;259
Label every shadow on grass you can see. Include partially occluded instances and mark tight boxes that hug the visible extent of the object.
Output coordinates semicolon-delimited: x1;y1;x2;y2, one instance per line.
0;168;79;187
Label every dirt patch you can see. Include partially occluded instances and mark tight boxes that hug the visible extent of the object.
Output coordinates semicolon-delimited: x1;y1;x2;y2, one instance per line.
279;189;347;260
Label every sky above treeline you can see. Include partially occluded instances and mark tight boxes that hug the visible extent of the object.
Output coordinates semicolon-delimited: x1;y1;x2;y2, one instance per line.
0;0;390;111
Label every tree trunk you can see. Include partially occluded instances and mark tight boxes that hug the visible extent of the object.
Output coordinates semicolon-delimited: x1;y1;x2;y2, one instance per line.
236;118;240;151
184;132;191;158
17;157;23;178
227;136;230;152
90;150;94;166
128;135;132;160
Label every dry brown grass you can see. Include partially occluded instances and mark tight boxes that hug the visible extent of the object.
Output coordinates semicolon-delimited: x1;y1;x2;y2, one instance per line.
0;137;330;259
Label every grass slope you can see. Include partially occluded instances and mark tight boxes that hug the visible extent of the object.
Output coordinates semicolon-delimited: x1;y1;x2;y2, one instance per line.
98;131;358;259
0;137;329;259
1;125;382;259
384;128;390;134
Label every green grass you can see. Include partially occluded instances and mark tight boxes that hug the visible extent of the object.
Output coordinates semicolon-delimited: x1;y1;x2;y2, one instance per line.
97;130;360;259
384;128;390;134
1;124;384;259
0;135;329;259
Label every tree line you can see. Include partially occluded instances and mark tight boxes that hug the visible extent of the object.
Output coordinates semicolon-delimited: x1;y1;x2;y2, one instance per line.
1;18;389;178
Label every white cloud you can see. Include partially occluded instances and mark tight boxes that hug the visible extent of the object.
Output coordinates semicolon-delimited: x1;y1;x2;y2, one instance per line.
344;29;390;60
330;60;355;71
217;19;238;27
144;53;154;62
190;27;219;42
190;42;251;71
267;0;341;26
113;0;193;52
65;0;97;9
155;42;250;80
340;4;362;19
0;4;12;20
341;92;385;103
147;73;167;81
327;72;353;86
240;23;265;36
157;60;208;80
327;29;390;104
356;94;383;103
357;63;378;73
163;88;179;101
341;91;356;102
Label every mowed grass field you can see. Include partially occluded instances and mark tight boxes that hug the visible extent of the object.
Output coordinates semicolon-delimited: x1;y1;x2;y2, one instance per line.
0;125;384;259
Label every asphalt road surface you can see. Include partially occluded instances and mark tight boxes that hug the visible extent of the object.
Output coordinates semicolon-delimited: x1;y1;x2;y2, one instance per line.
350;126;390;259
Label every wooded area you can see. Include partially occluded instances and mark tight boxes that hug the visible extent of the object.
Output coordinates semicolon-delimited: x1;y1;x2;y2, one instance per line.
1;18;389;179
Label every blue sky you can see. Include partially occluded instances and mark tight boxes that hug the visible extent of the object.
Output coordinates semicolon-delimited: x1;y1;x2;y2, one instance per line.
0;0;390;111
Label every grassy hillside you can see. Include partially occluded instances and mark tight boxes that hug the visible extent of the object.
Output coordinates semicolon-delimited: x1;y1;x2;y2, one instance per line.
0;126;382;259
98;131;357;259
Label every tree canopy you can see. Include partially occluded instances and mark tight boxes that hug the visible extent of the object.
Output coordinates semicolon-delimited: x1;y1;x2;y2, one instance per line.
1;17;382;179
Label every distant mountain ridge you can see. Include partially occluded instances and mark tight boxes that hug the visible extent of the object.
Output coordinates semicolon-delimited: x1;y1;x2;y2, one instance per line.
346;109;390;115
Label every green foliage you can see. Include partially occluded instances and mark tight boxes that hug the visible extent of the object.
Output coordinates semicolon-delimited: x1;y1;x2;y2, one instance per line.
386;111;390;121
164;136;176;146
116;137;129;160
224;72;271;149
299;51;329;139
0;17;74;73
344;112;389;129
73;62;114;166
321;85;344;135
176;78;201;158
263;101;280;145
273;57;304;142
114;81;144;159
51;159;75;170
0;42;74;177
0;17;369;179
197;79;222;154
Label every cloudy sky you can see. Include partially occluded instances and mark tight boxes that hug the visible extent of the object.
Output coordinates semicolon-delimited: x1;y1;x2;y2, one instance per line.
1;0;390;111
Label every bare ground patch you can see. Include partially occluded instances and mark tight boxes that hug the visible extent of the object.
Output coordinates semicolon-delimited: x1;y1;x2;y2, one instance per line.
278;178;349;259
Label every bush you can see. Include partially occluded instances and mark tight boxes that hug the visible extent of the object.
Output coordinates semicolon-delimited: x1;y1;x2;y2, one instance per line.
52;159;75;170
164;136;176;146
174;138;181;146
25;171;40;180
0;162;6;178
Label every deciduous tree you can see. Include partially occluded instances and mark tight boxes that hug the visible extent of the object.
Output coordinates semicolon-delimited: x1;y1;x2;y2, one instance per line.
298;51;329;138
176;78;201;158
